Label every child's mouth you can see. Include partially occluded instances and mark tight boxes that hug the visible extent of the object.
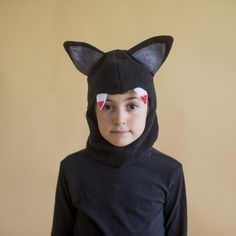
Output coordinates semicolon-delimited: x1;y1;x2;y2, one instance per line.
110;130;130;134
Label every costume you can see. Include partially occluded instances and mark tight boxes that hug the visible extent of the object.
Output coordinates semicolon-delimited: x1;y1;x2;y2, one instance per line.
51;36;187;236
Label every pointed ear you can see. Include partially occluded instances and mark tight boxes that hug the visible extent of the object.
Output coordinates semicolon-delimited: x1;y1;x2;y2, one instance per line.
128;36;174;74
63;41;104;76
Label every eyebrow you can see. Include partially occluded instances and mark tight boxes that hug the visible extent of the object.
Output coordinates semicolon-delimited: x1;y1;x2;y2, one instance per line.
106;96;139;102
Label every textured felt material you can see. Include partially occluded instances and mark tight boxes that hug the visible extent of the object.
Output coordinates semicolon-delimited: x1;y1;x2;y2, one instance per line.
51;149;187;236
64;41;104;75
63;36;174;167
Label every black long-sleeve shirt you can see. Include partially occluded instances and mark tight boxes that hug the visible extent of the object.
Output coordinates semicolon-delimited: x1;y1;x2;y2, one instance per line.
51;148;187;236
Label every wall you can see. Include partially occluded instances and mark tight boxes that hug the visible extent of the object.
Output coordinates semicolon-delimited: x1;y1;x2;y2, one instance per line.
0;0;236;235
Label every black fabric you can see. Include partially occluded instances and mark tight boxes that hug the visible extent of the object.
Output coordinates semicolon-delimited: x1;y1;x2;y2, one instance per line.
51;36;187;235
51;149;187;236
85;49;158;167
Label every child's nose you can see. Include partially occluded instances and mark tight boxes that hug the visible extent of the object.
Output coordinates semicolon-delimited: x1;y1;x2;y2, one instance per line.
112;109;127;125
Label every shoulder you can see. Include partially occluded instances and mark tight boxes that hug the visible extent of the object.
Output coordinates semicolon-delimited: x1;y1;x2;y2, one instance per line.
146;148;185;190
57;149;99;184
62;148;87;162
60;149;91;171
148;148;183;175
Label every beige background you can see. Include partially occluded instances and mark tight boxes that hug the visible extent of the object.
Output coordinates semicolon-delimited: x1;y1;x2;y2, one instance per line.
1;0;236;235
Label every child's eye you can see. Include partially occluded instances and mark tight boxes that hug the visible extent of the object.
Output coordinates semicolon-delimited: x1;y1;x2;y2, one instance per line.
102;104;113;111
127;104;139;110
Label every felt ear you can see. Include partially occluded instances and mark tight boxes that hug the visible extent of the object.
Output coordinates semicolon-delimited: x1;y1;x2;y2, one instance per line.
64;41;104;76
128;36;174;74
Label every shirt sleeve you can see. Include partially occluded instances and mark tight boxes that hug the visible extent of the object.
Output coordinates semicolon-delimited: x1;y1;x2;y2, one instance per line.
164;165;188;236
51;162;76;236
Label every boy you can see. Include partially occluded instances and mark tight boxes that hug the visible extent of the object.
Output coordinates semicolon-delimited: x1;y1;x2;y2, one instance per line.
51;36;187;235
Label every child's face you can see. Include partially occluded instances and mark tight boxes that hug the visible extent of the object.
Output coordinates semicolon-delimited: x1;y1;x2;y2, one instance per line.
95;90;148;147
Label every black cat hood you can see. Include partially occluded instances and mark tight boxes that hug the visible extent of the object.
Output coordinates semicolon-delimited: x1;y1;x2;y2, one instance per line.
64;36;174;167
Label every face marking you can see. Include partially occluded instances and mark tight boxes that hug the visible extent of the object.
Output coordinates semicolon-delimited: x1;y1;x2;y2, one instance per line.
96;87;148;110
133;87;148;104
96;93;107;109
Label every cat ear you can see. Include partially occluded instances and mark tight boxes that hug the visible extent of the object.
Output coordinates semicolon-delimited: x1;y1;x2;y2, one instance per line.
128;36;174;74
64;41;104;76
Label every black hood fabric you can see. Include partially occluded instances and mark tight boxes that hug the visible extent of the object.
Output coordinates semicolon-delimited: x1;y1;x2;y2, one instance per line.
64;36;173;167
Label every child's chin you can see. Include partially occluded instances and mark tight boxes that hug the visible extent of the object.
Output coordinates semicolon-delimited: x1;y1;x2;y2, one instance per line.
108;138;137;147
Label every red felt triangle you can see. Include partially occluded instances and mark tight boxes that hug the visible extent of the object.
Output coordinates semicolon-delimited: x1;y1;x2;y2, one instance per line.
98;101;104;108
141;95;148;104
